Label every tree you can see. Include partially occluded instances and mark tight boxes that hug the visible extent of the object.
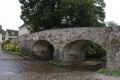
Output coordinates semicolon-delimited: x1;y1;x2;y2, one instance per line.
19;0;106;32
81;42;106;58
106;21;120;27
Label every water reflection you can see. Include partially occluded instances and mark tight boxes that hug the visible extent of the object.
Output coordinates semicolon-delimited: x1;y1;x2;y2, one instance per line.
0;59;106;76
0;60;68;75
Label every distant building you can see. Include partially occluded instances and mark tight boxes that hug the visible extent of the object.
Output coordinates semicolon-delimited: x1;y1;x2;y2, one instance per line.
0;25;5;50
19;24;30;36
0;25;3;43
0;25;5;43
5;29;18;40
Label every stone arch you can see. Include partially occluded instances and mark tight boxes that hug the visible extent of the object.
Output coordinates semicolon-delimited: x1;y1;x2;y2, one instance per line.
32;40;54;59
63;39;107;63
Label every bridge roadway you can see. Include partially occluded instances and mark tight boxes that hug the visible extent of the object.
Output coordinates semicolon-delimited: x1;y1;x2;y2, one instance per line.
11;27;120;70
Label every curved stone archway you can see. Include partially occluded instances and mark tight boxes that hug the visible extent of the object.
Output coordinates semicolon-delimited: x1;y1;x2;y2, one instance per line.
63;40;106;64
33;40;54;59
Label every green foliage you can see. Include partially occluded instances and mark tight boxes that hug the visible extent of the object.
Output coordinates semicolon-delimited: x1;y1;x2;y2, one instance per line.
100;56;106;62
97;68;107;73
53;58;63;66
9;52;22;56
19;0;106;32
1;40;9;50
97;68;120;76
9;52;30;59
82;42;106;59
3;44;19;52
1;37;12;48
1;38;19;52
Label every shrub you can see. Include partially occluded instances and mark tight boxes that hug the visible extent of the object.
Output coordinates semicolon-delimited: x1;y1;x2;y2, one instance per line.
1;38;12;50
1;38;19;52
97;68;107;73
3;44;19;52
1;40;9;50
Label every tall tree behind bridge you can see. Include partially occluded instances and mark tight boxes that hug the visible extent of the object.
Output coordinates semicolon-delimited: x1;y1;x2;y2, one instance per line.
19;0;106;32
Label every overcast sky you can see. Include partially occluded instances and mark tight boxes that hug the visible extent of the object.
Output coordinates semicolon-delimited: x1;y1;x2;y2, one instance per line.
0;0;120;30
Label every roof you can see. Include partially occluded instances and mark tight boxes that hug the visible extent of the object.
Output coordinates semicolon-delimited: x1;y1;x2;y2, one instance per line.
19;24;28;28
6;29;18;36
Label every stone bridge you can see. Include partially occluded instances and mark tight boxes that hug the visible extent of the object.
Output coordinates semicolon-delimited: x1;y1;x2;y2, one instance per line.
11;27;120;70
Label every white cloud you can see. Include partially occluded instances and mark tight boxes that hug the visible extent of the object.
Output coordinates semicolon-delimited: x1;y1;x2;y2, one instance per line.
0;0;23;30
104;0;120;24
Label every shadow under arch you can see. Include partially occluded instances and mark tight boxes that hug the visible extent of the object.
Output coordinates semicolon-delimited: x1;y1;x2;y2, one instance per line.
32;40;54;60
63;40;106;67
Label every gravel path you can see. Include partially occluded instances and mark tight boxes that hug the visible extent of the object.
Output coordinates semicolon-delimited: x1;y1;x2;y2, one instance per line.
95;74;120;80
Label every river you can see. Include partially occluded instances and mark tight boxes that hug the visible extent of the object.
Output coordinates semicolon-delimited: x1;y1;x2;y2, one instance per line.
0;51;119;80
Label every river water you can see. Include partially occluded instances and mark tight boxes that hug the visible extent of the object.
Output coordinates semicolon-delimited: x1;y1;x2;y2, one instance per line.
0;51;119;80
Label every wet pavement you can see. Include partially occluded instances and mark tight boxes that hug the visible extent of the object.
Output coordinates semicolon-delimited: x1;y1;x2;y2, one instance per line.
0;51;119;80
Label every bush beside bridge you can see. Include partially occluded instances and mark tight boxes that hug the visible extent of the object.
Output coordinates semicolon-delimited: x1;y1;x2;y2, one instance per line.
1;38;19;52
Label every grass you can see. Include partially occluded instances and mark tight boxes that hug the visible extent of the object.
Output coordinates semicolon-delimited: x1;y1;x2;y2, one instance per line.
8;51;31;59
9;51;22;56
97;68;120;76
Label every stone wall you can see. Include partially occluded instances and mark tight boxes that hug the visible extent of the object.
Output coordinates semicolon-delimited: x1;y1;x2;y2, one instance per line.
11;27;120;70
107;27;120;70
